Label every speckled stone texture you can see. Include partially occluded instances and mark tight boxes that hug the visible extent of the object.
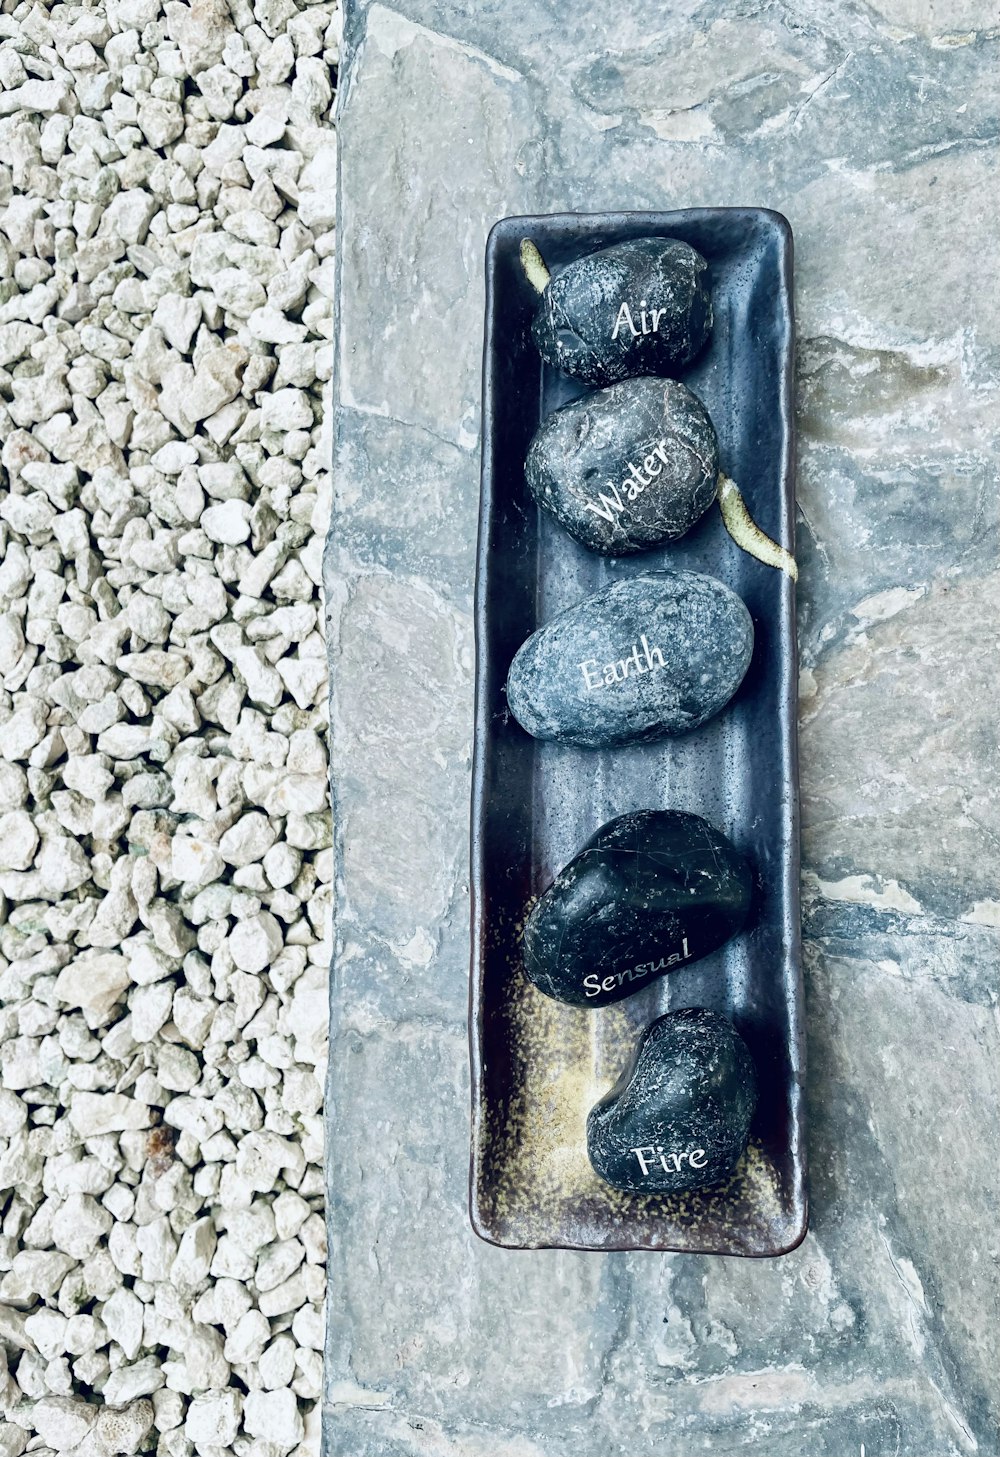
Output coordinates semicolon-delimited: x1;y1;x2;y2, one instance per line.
522;810;752;1007
587;1008;758;1193
530;237;713;385
327;3;1000;1453
525;376;720;554
506;570;754;746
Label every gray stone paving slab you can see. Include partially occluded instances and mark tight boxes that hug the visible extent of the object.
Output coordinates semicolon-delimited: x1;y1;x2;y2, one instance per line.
325;3;1000;1452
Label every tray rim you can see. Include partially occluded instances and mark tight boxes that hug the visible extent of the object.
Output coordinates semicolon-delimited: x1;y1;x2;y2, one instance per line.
469;207;807;1256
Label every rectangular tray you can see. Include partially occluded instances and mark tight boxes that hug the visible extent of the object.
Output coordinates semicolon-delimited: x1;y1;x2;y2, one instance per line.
470;209;806;1254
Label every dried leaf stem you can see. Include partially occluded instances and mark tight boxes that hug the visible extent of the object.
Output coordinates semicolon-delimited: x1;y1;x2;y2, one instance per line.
717;474;798;581
520;238;551;295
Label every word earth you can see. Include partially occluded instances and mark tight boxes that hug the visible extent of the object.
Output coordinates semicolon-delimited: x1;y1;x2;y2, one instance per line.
580;634;665;691
583;938;691;998
584;437;672;524
611;300;668;340
630;1145;709;1177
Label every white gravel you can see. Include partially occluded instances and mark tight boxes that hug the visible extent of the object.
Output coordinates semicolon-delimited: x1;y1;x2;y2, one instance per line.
0;0;337;1450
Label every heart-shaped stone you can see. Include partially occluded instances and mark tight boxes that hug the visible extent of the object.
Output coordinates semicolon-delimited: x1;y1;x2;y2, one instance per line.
587;1008;757;1193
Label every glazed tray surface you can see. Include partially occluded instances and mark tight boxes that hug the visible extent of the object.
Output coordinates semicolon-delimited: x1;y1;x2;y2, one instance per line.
470;209;806;1254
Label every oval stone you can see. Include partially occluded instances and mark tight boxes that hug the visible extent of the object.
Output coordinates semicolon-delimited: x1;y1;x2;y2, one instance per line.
522;810;752;1007
587;1008;757;1194
531;237;712;387
525;377;719;556
505;570;753;748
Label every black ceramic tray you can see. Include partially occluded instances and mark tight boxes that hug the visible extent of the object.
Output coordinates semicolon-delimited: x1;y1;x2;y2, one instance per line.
470;209;805;1254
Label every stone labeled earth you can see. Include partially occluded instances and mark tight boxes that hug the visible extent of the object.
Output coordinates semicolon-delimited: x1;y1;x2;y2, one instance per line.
530;237;712;387
525;376;720;555
587;1008;758;1194
505;569;754;748
522;810;753;1007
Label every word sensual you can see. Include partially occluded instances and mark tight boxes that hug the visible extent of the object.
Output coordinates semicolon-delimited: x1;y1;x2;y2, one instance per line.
580;634;665;691
630;1145;709;1177
584;438;672;524
583;938;691;998
611;300;667;340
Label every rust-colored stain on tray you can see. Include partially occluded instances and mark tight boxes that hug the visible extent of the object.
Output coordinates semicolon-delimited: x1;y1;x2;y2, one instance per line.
470;211;807;1255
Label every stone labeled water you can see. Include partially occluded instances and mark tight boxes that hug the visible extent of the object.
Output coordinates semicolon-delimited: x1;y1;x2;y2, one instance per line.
525;376;719;556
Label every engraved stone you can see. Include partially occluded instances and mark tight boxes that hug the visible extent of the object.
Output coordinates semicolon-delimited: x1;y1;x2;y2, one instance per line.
522;810;752;1007
505;569;753;748
525;375;719;555
530;237;712;387
587;1008;757;1193
329;1;1000;1447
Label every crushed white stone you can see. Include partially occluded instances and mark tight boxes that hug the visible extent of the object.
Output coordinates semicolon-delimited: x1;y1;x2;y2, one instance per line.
202;498;253;545
219;809;280;867
53;952;131;1019
0;810;38;870
101;1288;144;1363
0;0;337;1444
244;1387;305;1448
184;1388;243;1448
229;909;285;973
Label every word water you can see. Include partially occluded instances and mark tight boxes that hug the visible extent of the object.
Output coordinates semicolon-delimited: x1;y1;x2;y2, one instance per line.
630;1145;708;1178
580;633;664;691
611;299;668;340
583;938;691;999
523;377;719;556
584;437;672;524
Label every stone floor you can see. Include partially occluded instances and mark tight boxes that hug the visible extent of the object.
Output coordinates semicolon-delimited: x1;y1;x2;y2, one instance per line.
324;3;1000;1453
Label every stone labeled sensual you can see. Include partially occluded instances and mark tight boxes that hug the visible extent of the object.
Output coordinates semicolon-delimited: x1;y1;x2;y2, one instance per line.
525;236;712;386
505;569;754;748
525;376;719;555
587;1008;758;1194
522;810;753;1007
